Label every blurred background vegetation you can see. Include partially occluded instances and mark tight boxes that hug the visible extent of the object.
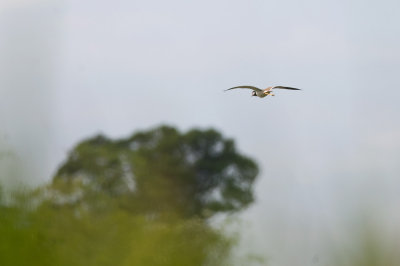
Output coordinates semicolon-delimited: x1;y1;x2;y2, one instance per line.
0;125;259;266
2;126;400;266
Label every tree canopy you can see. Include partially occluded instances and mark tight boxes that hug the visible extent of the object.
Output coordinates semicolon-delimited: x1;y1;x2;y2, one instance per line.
53;125;259;218
1;125;261;265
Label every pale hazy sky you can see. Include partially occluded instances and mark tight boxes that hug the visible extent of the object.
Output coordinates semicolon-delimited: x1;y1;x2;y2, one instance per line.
1;0;400;264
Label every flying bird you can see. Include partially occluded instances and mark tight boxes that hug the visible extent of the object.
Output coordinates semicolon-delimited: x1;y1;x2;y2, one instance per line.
225;85;300;98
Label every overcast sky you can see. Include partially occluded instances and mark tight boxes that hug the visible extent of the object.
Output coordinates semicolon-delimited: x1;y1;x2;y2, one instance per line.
1;0;400;264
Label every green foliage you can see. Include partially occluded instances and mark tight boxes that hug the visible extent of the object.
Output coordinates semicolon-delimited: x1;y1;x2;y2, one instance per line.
0;192;231;266
54;125;259;218
0;204;55;266
0;125;261;265
0;125;259;265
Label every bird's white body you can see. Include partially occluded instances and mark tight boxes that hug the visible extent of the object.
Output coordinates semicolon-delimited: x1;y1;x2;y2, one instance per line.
225;85;300;98
254;87;274;98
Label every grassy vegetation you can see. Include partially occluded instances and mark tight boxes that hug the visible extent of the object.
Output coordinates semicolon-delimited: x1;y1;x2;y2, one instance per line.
0;188;232;266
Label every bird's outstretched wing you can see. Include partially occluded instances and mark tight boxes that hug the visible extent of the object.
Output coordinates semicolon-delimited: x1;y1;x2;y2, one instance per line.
225;85;262;92
272;86;301;90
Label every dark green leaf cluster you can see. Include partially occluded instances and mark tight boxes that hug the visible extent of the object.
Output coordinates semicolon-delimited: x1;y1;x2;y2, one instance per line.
54;125;259;218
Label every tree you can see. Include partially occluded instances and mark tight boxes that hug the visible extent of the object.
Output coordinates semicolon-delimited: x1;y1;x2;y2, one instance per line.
53;125;259;218
1;125;260;265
